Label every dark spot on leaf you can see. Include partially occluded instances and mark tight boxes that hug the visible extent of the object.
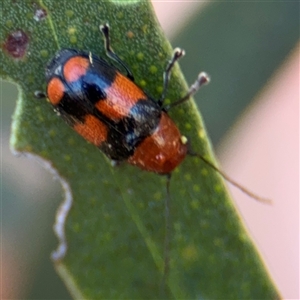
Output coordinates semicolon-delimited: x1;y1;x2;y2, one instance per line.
34;8;47;21
3;30;29;59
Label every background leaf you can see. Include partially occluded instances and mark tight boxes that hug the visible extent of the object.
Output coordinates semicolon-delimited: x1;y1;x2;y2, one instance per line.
2;0;297;299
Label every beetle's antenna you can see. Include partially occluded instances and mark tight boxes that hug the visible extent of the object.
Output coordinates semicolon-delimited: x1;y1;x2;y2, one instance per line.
99;24;134;81
188;151;272;204
164;72;210;111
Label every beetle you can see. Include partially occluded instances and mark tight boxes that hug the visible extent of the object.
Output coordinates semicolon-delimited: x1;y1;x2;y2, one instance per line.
43;24;268;200
45;25;209;175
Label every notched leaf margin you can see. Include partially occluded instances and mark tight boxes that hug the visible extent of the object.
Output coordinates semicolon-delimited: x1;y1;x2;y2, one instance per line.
9;148;73;262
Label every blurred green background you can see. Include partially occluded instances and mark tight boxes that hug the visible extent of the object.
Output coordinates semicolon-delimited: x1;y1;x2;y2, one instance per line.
1;1;298;299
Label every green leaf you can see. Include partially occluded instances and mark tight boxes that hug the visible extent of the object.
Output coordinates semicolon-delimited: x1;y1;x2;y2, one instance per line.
1;0;280;299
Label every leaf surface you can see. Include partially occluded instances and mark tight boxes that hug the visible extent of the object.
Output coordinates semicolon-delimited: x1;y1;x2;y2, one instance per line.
1;1;280;298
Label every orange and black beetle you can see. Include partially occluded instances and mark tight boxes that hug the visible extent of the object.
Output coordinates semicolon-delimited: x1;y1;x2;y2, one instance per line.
45;24;209;175
41;24;268;202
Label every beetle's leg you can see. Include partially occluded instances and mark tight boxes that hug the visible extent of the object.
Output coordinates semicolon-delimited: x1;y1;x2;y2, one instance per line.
110;160;123;168
34;90;47;98
100;24;134;81
160;173;172;295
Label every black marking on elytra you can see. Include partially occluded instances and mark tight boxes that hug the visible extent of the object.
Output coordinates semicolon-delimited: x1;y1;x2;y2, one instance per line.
99;99;161;160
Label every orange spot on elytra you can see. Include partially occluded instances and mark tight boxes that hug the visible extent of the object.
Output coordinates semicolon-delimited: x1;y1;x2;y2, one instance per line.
64;56;89;82
73;115;107;146
95;73;146;120
47;77;65;105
